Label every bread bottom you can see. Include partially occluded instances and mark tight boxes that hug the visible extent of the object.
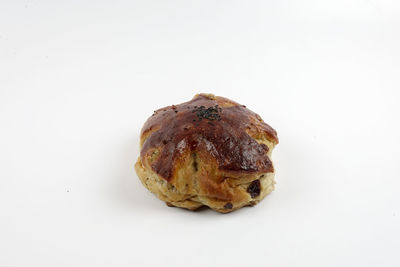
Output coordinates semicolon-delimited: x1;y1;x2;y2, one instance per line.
135;158;275;213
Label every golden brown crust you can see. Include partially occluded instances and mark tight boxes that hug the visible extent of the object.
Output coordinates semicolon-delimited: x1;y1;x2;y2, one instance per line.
135;93;278;213
140;93;278;181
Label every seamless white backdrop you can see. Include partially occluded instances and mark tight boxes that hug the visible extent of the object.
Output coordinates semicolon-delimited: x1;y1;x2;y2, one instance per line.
1;1;400;266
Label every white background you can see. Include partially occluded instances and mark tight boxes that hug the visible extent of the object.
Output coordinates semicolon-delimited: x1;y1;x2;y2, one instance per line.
1;1;400;266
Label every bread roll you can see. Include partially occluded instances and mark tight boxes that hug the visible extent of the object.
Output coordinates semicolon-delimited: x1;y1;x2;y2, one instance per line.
135;94;278;213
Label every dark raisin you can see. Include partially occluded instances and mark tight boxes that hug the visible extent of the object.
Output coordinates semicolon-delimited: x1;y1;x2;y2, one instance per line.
224;202;233;210
162;140;167;145
192;153;198;171
247;180;261;198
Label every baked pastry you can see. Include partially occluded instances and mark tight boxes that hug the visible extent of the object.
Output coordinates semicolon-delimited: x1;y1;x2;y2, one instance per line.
135;94;278;213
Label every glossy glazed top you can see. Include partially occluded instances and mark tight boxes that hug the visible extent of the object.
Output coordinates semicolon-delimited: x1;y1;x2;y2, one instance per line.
140;94;278;181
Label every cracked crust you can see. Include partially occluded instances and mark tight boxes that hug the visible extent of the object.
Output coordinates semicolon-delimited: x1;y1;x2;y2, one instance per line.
134;93;278;213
